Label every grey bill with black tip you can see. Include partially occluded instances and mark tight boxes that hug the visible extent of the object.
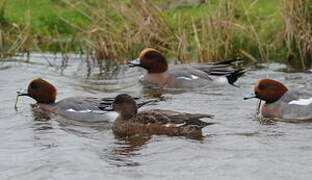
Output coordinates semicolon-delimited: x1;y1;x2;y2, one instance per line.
128;58;141;67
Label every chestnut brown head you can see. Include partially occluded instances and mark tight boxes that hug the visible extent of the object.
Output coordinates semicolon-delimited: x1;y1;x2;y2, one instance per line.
244;79;288;104
17;78;57;104
128;48;168;73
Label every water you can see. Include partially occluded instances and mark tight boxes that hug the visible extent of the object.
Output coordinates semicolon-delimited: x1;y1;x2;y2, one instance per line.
1;54;312;180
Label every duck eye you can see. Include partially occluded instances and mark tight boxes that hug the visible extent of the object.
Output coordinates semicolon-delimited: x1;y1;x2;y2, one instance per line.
145;52;159;59
258;84;265;90
30;82;40;89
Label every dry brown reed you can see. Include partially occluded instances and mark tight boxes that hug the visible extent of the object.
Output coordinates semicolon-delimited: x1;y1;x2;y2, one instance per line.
0;4;33;62
3;0;311;71
0;22;32;61
61;0;246;66
282;0;312;68
187;0;237;63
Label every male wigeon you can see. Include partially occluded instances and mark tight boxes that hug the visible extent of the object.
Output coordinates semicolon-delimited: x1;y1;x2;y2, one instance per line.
244;78;312;120
16;78;151;122
112;94;213;137
129;48;245;88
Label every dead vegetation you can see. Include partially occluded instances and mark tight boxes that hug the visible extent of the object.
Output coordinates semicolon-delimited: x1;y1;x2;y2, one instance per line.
1;0;311;71
282;0;312;68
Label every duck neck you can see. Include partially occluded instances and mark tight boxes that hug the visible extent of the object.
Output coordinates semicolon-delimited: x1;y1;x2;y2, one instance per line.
145;73;170;85
119;112;136;121
264;92;286;104
118;106;137;121
35;103;59;113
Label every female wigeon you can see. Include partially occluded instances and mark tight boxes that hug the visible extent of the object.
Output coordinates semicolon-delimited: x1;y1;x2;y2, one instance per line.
244;78;312;120
16;78;151;122
112;94;213;137
129;48;245;89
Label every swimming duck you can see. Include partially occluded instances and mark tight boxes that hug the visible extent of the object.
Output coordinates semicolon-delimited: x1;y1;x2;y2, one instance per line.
129;48;245;89
112;94;213;137
16;78;151;122
244;78;312;120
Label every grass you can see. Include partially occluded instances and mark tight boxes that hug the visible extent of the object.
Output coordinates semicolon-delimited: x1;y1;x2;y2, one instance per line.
282;0;312;69
1;0;86;35
0;0;310;70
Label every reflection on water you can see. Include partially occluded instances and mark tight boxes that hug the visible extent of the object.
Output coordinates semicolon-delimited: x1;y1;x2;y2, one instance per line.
1;54;312;179
102;135;151;167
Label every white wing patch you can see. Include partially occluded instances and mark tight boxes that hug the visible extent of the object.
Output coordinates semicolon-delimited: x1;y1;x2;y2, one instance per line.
66;108;76;112
190;75;199;80
164;123;186;127
66;108;106;114
177;74;199;81
289;97;312;106
176;77;192;80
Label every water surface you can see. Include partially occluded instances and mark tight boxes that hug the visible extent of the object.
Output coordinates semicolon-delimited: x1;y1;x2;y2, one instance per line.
1;54;312;180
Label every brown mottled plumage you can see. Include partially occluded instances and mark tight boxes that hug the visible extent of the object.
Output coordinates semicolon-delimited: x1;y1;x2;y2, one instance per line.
112;94;213;137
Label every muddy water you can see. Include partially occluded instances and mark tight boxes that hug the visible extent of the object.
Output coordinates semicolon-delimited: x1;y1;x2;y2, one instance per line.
1;54;312;180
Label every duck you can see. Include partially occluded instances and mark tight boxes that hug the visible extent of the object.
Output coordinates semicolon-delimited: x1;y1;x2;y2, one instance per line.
16;78;152;122
112;94;213;137
128;48;245;89
244;78;312;120
306;68;312;73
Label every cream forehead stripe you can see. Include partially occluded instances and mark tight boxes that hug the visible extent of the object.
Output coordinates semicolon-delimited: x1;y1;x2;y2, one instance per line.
139;48;160;58
289;97;312;106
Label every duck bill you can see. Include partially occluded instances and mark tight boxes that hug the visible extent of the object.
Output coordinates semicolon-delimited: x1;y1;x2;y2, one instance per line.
15;89;28;109
105;107;114;111
243;92;257;100
128;58;141;67
17;89;29;96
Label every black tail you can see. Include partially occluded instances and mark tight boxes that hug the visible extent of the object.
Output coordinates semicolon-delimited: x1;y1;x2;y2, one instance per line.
213;58;246;85
225;69;246;85
197;58;246;80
